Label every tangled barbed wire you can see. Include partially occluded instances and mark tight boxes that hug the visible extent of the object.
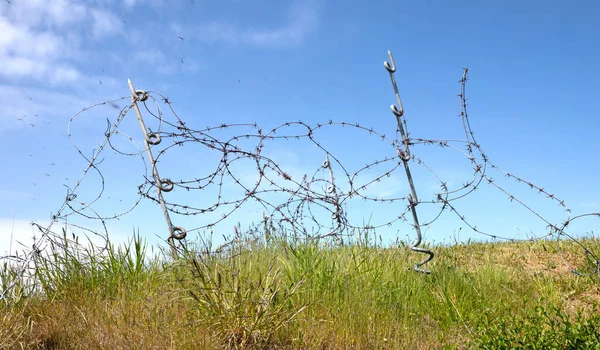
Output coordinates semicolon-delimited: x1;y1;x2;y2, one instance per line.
2;50;599;304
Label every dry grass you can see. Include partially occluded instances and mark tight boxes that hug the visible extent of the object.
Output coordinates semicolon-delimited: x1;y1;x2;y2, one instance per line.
1;231;599;349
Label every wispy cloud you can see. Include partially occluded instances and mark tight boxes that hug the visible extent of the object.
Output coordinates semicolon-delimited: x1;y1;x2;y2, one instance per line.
3;0;87;28
0;83;101;131
0;18;69;59
0;0;151;130
580;201;600;209
89;8;124;39
124;0;139;8
245;2;318;47
0;217;134;256
0;0;133;83
131;49;203;75
0;218;37;256
190;1;319;48
0;2;88;84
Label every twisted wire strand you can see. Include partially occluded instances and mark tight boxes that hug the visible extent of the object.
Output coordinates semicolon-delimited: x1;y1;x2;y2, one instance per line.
2;52;599;304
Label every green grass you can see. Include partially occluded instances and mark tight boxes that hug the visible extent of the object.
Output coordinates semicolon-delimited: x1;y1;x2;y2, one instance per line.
1;228;599;349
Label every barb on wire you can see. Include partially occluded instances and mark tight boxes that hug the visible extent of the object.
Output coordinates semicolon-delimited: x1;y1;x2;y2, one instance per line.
1;96;131;304
3;50;600;306
322;153;346;245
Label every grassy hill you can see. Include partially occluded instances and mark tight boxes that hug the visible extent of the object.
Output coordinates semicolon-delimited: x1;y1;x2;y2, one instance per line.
2;230;599;349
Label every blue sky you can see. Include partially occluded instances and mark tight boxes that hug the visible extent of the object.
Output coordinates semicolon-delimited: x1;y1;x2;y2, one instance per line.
1;0;599;255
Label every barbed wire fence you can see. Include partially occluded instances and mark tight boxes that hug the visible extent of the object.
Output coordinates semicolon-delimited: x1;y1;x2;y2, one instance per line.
2;50;599;304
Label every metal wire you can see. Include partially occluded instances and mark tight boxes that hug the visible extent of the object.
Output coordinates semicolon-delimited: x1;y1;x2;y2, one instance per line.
2;50;599;305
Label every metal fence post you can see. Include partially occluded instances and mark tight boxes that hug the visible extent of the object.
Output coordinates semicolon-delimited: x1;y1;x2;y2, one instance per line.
128;79;186;259
384;51;434;273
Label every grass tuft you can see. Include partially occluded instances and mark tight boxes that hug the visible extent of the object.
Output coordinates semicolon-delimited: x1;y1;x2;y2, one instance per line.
1;228;599;349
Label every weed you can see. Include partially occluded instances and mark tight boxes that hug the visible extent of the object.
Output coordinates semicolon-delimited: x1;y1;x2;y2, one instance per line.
1;229;599;349
180;244;306;348
474;302;600;349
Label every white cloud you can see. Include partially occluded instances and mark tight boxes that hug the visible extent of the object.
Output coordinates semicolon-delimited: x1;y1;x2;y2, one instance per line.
89;8;123;38
130;49;203;75
193;1;319;47
96;0;165;10
1;57;47;79
245;2;318;47
0;84;90;130
0;17;20;52
580;201;600;209
0;7;84;84
354;173;407;200
45;0;88;27
0;57;82;84
2;0;86;28
196;21;241;45
0;18;67;59
0;0;126;86
0;217;135;257
49;65;82;83
132;49;175;74
0;218;37;256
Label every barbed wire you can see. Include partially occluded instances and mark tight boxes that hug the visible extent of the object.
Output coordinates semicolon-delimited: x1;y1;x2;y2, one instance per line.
2;50;599;304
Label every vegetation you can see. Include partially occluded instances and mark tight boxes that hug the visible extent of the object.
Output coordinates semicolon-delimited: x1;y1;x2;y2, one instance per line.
1;228;599;349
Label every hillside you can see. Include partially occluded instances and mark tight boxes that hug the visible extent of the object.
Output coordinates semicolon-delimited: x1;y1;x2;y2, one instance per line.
2;233;600;349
